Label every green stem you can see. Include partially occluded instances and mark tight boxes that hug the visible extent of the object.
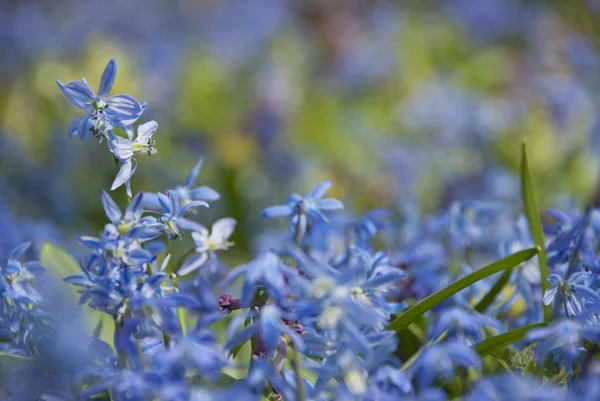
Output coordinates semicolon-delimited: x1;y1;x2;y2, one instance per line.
171;275;187;335
175;248;196;274
291;210;306;401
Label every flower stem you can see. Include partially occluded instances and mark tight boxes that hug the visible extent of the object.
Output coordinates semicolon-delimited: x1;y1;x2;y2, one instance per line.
291;209;306;401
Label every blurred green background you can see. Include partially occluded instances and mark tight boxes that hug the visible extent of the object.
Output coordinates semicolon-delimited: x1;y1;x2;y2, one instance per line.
2;0;600;259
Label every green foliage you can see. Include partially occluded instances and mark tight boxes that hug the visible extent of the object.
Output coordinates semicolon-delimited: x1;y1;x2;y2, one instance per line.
520;142;551;322
387;247;538;334
474;266;514;313
472;323;547;357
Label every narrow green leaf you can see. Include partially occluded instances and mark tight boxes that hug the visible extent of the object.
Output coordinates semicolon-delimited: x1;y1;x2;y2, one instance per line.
474;266;513;313
472;322;547;356
0;352;30;366
521;142;551;322
39;242;80;277
386;248;538;333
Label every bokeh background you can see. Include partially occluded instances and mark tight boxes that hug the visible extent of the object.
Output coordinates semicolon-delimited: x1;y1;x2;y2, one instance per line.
2;0;600;261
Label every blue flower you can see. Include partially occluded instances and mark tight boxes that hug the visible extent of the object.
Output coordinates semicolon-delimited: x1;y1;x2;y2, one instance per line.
178;217;236;276
465;373;565;401
527;320;600;384
543;272;599;317
223;251;296;308
173;157;220;204
225;304;304;356
261;180;344;239
57;59;146;141
431;307;503;343
156;191;208;240
108;121;158;197
406;340;481;390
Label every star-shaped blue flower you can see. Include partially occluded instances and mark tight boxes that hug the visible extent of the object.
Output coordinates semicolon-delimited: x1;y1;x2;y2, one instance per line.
57;59;146;141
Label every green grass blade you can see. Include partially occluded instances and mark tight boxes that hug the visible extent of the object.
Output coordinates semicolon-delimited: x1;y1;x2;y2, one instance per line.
521;142;551;322
0;352;30;366
474;266;513;313
386;248;538;334
472;322;547;356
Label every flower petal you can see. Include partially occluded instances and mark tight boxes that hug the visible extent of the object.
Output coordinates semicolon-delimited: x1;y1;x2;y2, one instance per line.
315;198;344;211
261;204;294;219
57;79;95;109
135;120;158;144
111;160;134;191
98;59;117;97
105;95;145;127
186;157;204;187
307;180;332;200
100;190;122;225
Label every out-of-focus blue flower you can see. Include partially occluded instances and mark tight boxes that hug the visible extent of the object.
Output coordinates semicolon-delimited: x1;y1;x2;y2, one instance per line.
0;241;44;305
226;304;304;355
431;307;503;343
406;340;481;390
543;272;599;317
178;217;236;276
527;320;600;373
261;180;344;239
57;59;146;141
465;373;565;401
223;251;296;307
545;208;599;275
354;209;391;250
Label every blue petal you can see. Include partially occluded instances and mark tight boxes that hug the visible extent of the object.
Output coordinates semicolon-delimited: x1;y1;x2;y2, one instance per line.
156;293;203;309
63;273;93;287
98;59;117;97
124;192;144;222
306;180;332;200
105;95;145;127
315;198;344;211
178;200;209;217
76;116;95;141
186;157;204;187
57;79;95;109
261;204;294;219
157;192;171;213
67;118;81;138
9;242;31;260
189;186;220;201
100;190;122;225
111;160;134;191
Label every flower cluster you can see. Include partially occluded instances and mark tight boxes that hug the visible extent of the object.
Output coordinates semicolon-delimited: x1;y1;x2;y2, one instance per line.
5;59;600;401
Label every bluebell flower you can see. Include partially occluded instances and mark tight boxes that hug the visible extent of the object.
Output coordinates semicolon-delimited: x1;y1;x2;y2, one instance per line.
173;157;220;204
431;307;503;343
354;209;391;250
142;157;220;212
0;242;44;305
545;208;598;274
57;59;146;141
465;373;565;401
178;217;236;276
223;251;296;307
76;192;162;267
406;340;481;390
527;320;600;387
156;191;208;240
108;121;158;196
226;304;304;356
441;201;510;252
261;180;344;239
543;272;599;317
